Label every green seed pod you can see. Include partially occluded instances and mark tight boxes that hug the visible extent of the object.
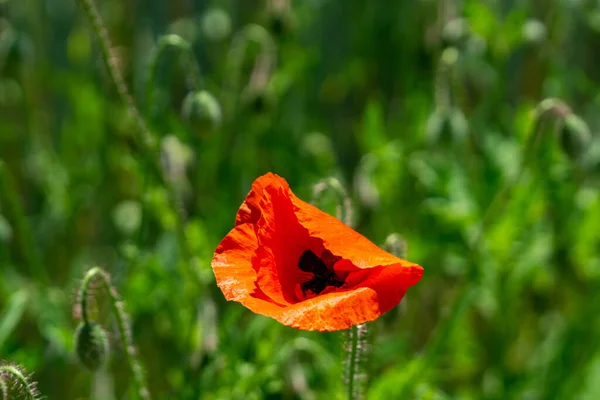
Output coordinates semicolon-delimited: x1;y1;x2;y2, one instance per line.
74;322;109;371
559;114;592;161
181;90;222;136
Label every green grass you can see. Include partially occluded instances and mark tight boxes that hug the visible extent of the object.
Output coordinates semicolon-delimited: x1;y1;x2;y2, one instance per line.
1;0;600;399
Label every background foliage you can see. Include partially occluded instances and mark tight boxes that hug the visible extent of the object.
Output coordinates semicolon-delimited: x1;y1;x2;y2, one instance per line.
2;0;600;399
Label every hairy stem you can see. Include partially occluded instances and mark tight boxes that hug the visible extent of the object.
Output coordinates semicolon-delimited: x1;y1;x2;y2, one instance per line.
346;325;359;399
311;177;367;399
75;0;153;149
79;267;150;400
74;0;198;293
0;364;39;399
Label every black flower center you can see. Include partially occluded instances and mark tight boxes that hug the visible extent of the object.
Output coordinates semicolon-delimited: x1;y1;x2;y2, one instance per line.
297;249;344;295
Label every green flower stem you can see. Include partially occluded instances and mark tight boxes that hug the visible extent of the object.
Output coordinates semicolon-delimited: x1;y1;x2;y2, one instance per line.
311;177;366;400
75;0;153;150
0;364;39;399
346;325;359;400
79;267;150;400
74;0;198;289
0;161;49;284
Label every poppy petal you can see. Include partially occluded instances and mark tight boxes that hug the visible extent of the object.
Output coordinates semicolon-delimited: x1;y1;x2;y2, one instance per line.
212;173;424;331
235;172;287;226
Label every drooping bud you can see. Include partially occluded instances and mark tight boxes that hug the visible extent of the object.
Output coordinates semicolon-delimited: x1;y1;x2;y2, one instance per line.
74;322;109;371
181;90;222;136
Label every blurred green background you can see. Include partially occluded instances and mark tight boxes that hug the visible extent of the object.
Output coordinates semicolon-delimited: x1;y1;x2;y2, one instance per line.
2;0;600;399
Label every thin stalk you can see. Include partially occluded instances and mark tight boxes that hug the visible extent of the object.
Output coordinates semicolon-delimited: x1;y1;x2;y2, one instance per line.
311;177;366;399
346;325;359;399
79;267;150;400
74;0;198;288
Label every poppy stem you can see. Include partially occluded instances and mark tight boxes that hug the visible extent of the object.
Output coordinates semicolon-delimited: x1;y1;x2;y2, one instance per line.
0;363;40;399
345;325;359;399
78;267;151;400
75;0;201;372
311;177;369;398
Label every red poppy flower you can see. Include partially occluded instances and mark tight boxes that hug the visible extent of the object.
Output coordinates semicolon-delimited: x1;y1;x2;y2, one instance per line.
211;173;423;331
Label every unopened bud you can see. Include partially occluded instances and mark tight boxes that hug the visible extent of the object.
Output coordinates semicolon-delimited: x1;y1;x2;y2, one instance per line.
74;322;109;371
181;90;222;136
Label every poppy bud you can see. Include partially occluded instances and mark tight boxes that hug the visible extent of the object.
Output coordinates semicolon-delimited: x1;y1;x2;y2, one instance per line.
181;90;222;136
74;322;109;371
200;8;232;42
558;114;592;161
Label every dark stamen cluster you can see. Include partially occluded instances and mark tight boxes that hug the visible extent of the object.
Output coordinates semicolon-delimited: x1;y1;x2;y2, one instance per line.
298;249;344;295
